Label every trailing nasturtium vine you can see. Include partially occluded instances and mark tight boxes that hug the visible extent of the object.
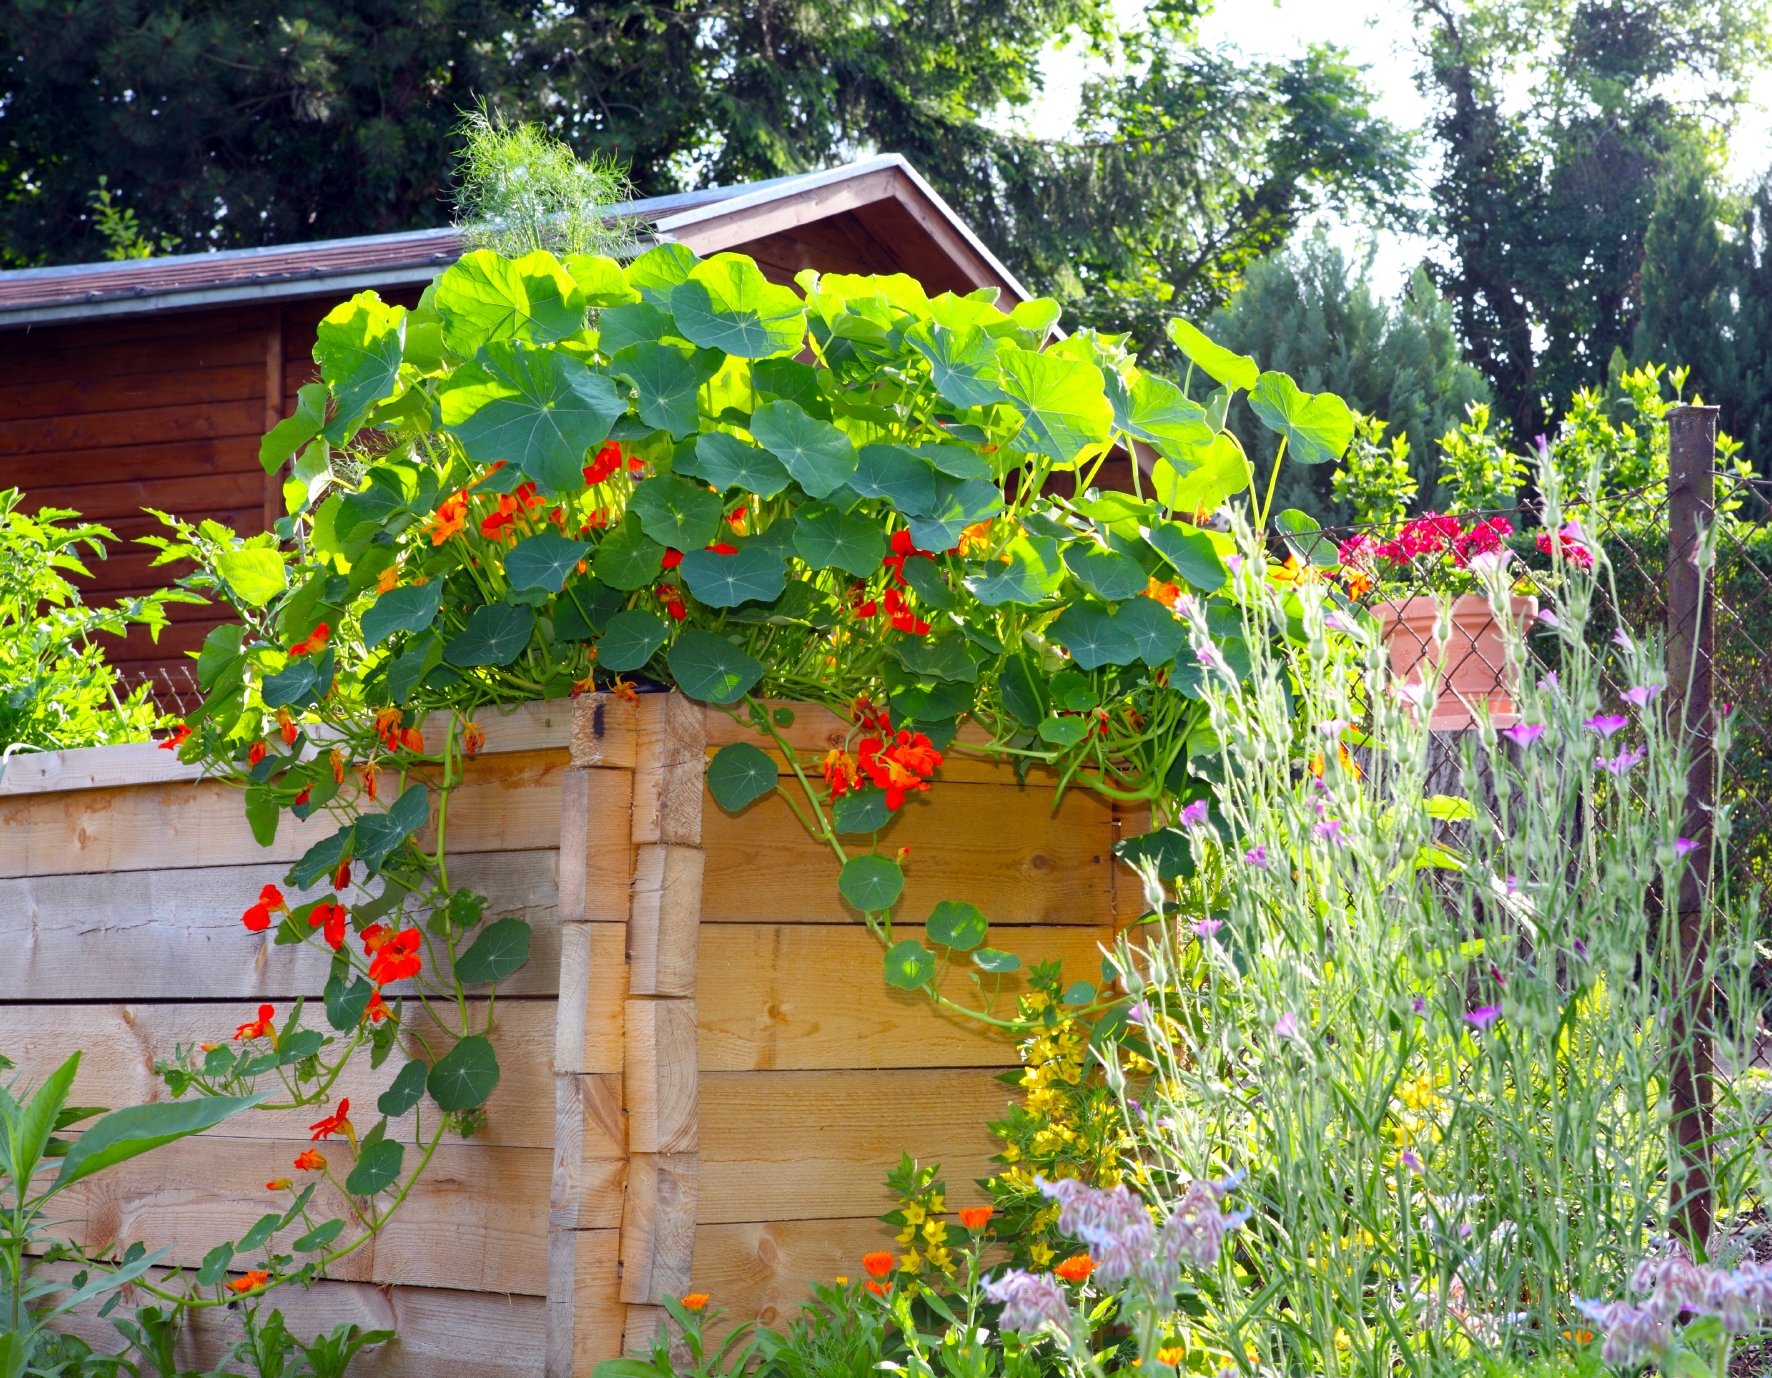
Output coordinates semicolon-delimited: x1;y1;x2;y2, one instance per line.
150;241;1357;1239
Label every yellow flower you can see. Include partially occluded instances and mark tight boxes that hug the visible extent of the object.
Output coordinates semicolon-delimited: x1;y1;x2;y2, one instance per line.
901;1202;926;1226
1028;1241;1054;1266
899;1251;922;1275
921;1220;947;1245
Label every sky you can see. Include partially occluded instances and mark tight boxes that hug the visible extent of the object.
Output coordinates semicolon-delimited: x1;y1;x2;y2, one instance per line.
1019;0;1772;300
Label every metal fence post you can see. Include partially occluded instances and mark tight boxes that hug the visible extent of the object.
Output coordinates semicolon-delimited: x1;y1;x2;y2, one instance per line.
1666;404;1718;1249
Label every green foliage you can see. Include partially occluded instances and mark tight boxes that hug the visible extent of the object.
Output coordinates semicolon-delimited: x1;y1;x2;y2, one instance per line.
454;109;635;260
1436;401;1529;514
0;490;186;757
1331;415;1418;527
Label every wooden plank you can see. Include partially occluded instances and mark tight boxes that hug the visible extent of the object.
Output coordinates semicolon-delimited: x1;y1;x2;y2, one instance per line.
52;1272;546;1377
629;845;703;997
0;401;267;458
0;747;627;877
0;324;272;388
568;692;641;770
626;693;707;846
624;1000;698;1154
690;1218;889;1329
0;362;266;423
263;308;284;532
619;1153;699;1303
700;780;1120;926
56;1135;557;1292
0;1000;563;1149
697;1069;1002;1224
0;436;263;490
0;850;576;1000
573;1229;626;1372
551;1072;628;1227
696;923;1114;1071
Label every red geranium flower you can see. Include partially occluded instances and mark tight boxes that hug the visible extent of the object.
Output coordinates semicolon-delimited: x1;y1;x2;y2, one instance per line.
1452;516;1513;567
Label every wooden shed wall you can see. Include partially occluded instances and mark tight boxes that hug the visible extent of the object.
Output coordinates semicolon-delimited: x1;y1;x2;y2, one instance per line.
2;692;1139;1374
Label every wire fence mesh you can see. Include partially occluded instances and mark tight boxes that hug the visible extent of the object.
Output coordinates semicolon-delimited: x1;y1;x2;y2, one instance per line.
117;663;205;720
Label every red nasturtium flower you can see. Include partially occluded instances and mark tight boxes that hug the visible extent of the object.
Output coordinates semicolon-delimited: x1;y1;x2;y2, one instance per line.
360;764;379;801
228;1270;271;1295
287;622;330;656
366;928;423;987
822;749;861;798
157;723;191;751
462;721;486;756
881;587;930;636
309;899;350;952
958;1206;994;1230
293;786;312;807
881;528;932;586
660;549;684;570
308;1098;353;1143
680;1294;710;1312
248;742;268;767
234;1004;277;1042
583;441;623;486
1055;1253;1096;1283
294;1148;327;1171
242;885;287;932
427;491;468;545
862;1251;895;1279
334;860;352;891
706;542;738;555
363;991;391;1024
857;731;942;809
853;698;891;733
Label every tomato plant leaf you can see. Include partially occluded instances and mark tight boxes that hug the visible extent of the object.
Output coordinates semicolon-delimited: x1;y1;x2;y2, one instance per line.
705;742;778;813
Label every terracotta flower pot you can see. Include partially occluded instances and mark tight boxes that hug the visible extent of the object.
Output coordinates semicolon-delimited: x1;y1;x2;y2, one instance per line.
1374;593;1539;730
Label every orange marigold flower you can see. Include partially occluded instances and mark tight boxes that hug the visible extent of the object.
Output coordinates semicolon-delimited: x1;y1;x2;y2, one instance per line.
862;1251;895;1279
680;1294;710;1312
427;491;468;545
157;722;191;751
1157;1346;1185;1366
228;1270;271;1295
234;1004;277;1042
376;564;400;594
367;928;423;987
294;1149;327;1172
308;1098;353;1143
958;1205;993;1230
864;1279;887;1296
330;748;347;784
1054;1253;1095;1283
248;742;268;767
309;899;350;952
242;884;287;933
1144;576;1182;610
266;1178;292;1191
462;722;486;756
288;622;330;656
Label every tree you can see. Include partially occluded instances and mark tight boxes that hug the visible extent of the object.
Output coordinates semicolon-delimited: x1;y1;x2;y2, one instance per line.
1201;232;1491;523
1413;0;1770;438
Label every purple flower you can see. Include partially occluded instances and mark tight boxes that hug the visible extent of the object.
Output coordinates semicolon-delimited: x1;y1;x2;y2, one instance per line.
1573;938;1588;958
1541;671;1560;691
1411;997;1426;1015
1316;717;1350;737
1613;627;1636;652
1244;845;1269;869
1197;642;1229;675
1192;917;1223;939
1674;837;1699;858
1464;1006;1501;1032
1126;1002;1147;1027
1598;748;1646;775
1501;722;1545;747
1584;714;1629;738
1225;554;1244;575
1324;611;1353;633
1313;818;1345;847
1036;1178;1157;1288
1534;434;1550;462
1401;1149;1423;1174
1622;684;1663;708
1275;1012;1300;1039
1574;1300;1672;1367
1537;608;1560;628
983;1270;1073;1333
1178;800;1210;829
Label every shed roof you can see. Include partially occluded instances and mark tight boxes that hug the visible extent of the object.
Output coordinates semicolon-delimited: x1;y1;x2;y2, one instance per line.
0;154;1027;327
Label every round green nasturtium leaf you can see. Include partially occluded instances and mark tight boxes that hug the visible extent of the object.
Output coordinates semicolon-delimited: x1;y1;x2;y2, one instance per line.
687;432;793;497
344;1137;405;1197
362;581;443;649
1114;597;1187;666
292;1218;346;1253
966;535;1064;607
667;631;763;704
260;658;321;710
1166;319;1259;393
679;545;787;607
1114;827;1196;883
612;341;720;439
1061;981;1097;1007
706;742;779;813
1038;715;1090;748
627;243;700;310
884;939;937;991
427;1033;501;1112
433;249;587;355
593;513;666;591
749;401;858;499
439;342;624;494
839;853;905;913
670;255;807;358
377;1059;430;1118
793;506;890;578
1248;372;1354;466
630;476;724;552
324;973;374;1032
972;947;1022;975
1063;543;1148;602
443;602;536;667
851;444;940;511
454;916;533;985
1050;605;1140;670
1144;521;1228;593
995;347;1114;469
596;608;669;673
506;531;593;593
315;292;406;437
215;548;288;608
997;655;1049;727
926;900;988;952
832;786;894;835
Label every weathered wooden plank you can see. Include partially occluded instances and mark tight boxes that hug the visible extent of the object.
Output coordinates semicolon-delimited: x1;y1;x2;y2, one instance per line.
626;693;707;846
0;437;263;492
52;1272;547;1377
0;321;272;386
697;1069;1002;1224
568;693;641;770
0;399;267;459
554;912;630;1076
629;845;703;998
0;1000;562;1149
0;748;627;878
551;1073;628;1228
696;923;1114;1071
689;1218;890;1329
0;851;573;1000
625;1000;698;1155
0;361;266;423
57;1135;559;1292
700;779;1120;926
619;1153;699;1303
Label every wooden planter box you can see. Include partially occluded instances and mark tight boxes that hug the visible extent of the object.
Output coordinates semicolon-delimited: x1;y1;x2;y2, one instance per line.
1;693;1139;1375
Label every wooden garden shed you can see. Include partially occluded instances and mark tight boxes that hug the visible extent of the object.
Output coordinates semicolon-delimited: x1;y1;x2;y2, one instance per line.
0;155;1030;691
0;690;1138;1374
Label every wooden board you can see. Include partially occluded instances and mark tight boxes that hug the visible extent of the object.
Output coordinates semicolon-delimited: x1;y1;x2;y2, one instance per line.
689;1218;891;1329
0;362;266;423
696;923;1114;1071
697;1068;1006;1223
700;779;1121;927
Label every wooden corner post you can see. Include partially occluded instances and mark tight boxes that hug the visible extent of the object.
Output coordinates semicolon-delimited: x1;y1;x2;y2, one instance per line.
549;692;706;1376
1667;403;1718;1249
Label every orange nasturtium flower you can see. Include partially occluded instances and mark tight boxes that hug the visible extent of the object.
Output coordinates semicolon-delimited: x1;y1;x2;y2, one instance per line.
228;1270;271;1295
680;1294;710;1312
862;1251;895;1279
234;1004;277;1042
308;899;350;952
462;721;486;756
157;723;191;751
426;491;468;545
334;860;353;891
248;742;268;767
1055;1253;1096;1283
376;563;400;594
363;990;391;1024
287;622;329;656
294;1149;327;1172
276;707;299;746
1144;576;1183;610
242;884;287;933
330;748;348;785
957;1205;994;1231
957;519;995;557
266;1178;292;1191
308;1099;354;1145
366;928;423;987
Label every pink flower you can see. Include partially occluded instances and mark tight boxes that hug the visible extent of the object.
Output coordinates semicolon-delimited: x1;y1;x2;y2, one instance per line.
1541;671;1559;691
1537;608;1560;628
1674;837;1699;858
1178;800;1210;829
1598;748;1645;775
1612;627;1636;652
1192;918;1223;939
1244;845;1269;869
1584;714;1628;738
1275;1012;1300;1039
1501;723;1545;747
1621;684;1663;708
1464;1006;1501;1031
1400;1149;1423;1174
1313;818;1345;847
1451;516;1513;567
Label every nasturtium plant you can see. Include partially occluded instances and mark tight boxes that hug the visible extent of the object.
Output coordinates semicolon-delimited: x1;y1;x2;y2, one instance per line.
152;240;1355;1115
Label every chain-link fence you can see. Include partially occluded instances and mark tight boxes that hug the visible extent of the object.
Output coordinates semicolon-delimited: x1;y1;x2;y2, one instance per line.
117;663;205;719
